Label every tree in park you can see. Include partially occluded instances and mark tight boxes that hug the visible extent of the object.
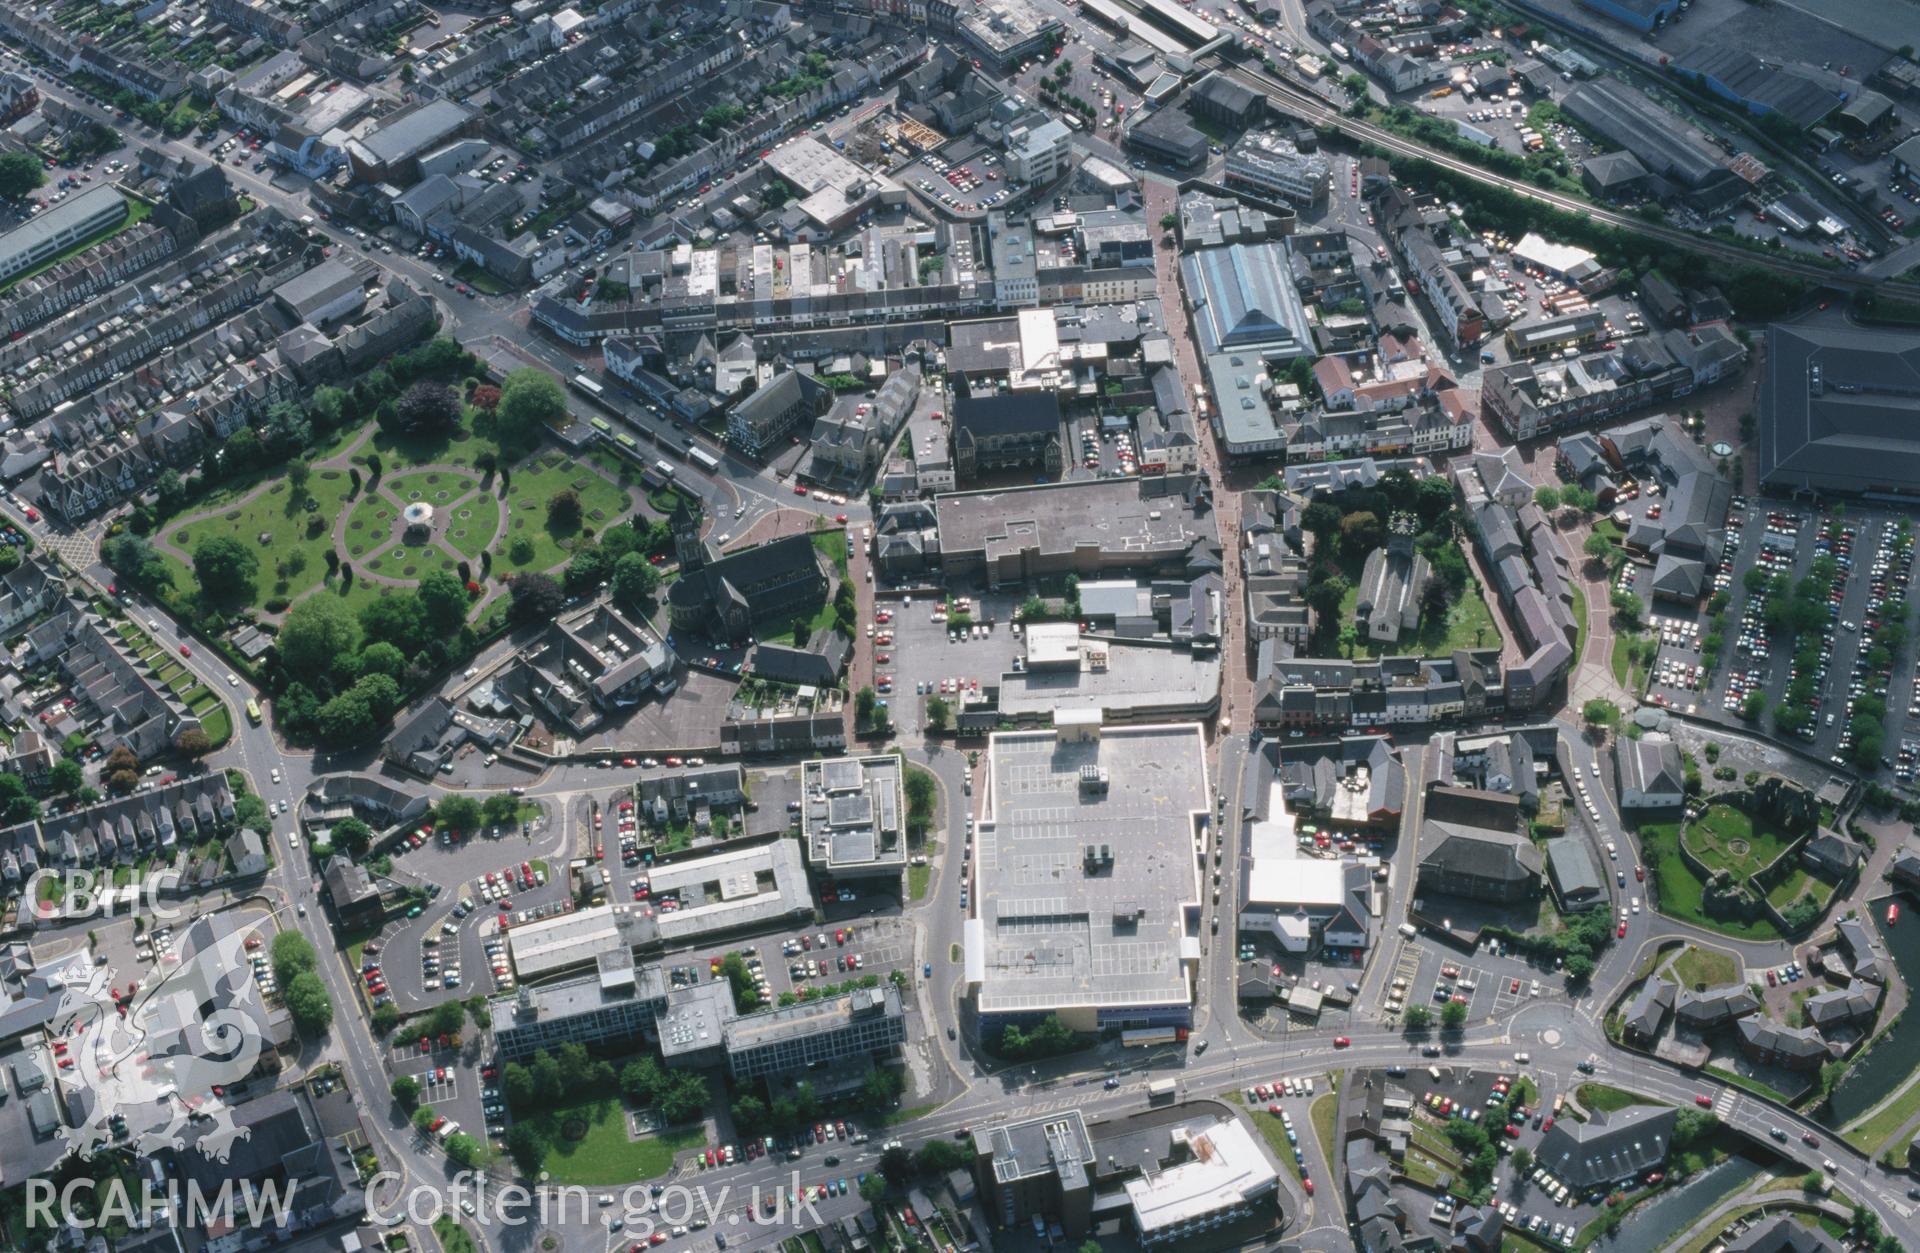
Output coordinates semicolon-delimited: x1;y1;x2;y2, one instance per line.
470;384;502;413
503;1063;536;1111
505;1123;547;1176
416;568;470;636
277;595;362;684
1583;699;1619;727
0;151;49;200
360;593;431;659
104;534;170;590
287;458;312;504
1305;573;1349;620
855;686;877;724
859;1174;888;1208
925;695;951;731
175;728;212;758
1584;532;1613;561
1339;510;1383;556
355;641;408;680
192;535;259;601
495;368;566;454
506;572;565;624
396;380;462;432
547;489;583;532
1441;998;1468;1029
1402;1004;1432;1030
1534;485;1562;512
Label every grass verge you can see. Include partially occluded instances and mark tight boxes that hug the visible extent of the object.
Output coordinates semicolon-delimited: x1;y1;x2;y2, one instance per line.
517;1096;703;1185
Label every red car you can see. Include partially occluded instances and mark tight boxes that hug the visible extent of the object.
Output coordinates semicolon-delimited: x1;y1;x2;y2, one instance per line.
1618;923;1628;938
793;485;808;496
179;644;191;657
835;513;848;523
1302;1178;1314;1195
1504;1124;1521;1139
1694;1095;1712;1108
419;1037;430;1053
1333;1036;1351;1048
1635;865;1644;882
1803;1133;1820;1147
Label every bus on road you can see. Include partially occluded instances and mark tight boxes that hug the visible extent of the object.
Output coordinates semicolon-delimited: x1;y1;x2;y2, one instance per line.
688;446;721;473
570;373;606;402
655;460;677;481
245;699;262;726
1147;1079;1177;1104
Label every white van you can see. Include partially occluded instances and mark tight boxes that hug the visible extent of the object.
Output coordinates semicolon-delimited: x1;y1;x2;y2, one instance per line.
1398;923;1418;939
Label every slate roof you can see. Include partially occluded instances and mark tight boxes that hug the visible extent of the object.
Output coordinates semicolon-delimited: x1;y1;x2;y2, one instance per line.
949;391;1061;440
1737;1015;1832;1062
1535;1104;1677;1188
1675;983;1761;1027
1623;977;1675;1041
1618;738;1683;800
1419;820;1543;885
1727;1215;1841;1252
1759;322;1920;495
1805;981;1879;1031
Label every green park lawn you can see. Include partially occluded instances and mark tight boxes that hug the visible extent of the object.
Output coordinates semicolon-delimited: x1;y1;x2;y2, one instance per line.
1575;1083;1655;1114
1333;571;1500;659
161;470;357;612
444;492;501;560
387;467;480;504
498;453;631;575
1682;804;1794;879
362;417;493;473
1637;818;1782;940
362;541;460;582
520;1096;704;1186
1766;867;1838;913
343;491;398;560
1670;945;1737;989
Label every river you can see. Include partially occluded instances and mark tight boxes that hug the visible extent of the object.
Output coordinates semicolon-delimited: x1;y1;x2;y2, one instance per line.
1824;900;1920;1126
1607;1157;1767;1253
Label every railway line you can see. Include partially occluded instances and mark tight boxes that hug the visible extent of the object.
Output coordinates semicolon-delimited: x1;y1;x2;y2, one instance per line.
1207;55;1920;302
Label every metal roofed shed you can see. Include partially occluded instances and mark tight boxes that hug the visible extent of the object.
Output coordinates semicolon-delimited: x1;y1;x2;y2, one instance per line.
1509;233;1601;284
967;723;1208;1033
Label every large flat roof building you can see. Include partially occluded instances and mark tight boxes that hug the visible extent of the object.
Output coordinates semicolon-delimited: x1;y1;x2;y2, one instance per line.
1122;1117;1280;1246
801;755;908;884
722;984;906;1080
936;477;1220;589
964;722;1206;1034
1757;321;1920;499
0;184;130;285
506;842;813;978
